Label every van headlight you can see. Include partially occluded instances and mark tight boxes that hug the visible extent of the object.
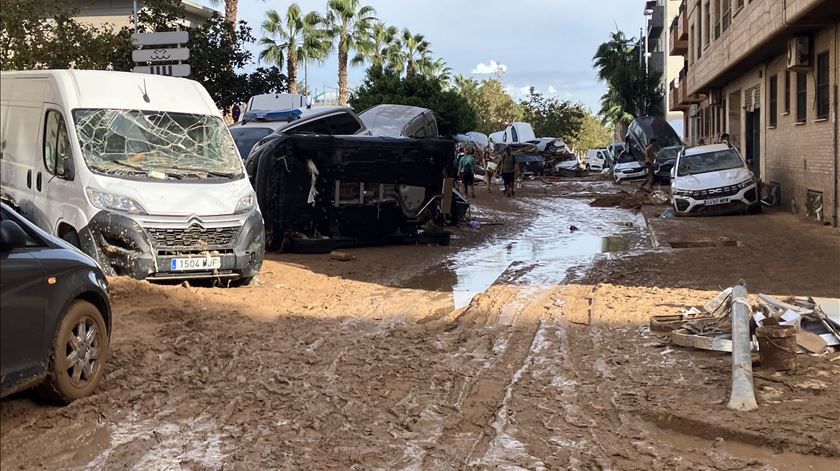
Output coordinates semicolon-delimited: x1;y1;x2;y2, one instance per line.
234;193;257;214
86;188;147;215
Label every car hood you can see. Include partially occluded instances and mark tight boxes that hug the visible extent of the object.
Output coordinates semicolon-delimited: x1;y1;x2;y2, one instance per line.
615;161;644;170
674;167;753;191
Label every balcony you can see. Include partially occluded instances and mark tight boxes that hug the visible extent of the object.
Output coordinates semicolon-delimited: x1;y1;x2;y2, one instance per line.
675;67;704;107
669;19;688;55
669;79;688;111
676;1;687;40
647;5;665;40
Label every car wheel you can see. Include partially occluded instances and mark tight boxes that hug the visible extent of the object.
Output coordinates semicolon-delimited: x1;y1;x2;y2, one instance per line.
234;276;254;287
37;300;109;404
62;230;81;249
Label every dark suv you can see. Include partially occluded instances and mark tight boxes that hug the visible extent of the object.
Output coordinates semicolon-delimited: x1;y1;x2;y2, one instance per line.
0;203;111;403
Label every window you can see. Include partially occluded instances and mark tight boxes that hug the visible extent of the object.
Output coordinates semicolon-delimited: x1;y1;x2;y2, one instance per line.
796;71;807;123
43;110;72;178
690;25;696;63
769;75;778;127
704;1;711;46
817;52;829;119
784;71;790;113
714;0;721;39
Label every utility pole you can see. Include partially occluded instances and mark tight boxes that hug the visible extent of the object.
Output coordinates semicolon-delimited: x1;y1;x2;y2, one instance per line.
133;0;139;33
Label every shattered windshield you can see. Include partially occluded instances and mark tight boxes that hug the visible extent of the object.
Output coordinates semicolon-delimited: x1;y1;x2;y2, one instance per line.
73;109;244;180
678;149;744;177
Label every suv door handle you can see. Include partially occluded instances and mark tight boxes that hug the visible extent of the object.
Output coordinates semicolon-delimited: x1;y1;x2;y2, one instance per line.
36;172;42;191
26;170;32;189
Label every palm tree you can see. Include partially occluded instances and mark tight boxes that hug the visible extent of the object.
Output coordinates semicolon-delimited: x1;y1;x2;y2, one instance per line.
258;4;331;94
326;0;377;105
399;29;431;76
593;31;634;84
207;0;244;24
418;57;452;84
358;21;399;70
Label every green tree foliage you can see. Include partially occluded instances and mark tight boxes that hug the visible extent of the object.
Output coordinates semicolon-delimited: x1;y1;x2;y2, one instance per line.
349;66;476;136
519;88;587;141
0;1;124;70
258;4;331;94
454;76;521;135
567;113;612;152
593;31;664;130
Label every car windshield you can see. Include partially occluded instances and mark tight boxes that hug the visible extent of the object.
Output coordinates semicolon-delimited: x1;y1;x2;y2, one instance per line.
656;146;680;161
73;109;244;179
230;127;273;159
678;149;744;176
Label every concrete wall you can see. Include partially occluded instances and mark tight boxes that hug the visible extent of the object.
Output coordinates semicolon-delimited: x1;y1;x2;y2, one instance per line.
75;0;217;30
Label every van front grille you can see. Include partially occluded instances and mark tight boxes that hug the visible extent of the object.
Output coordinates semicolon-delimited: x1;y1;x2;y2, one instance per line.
146;225;240;249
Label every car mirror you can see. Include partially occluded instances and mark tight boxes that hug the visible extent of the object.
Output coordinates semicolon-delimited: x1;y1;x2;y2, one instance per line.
61;154;75;180
0;220;29;252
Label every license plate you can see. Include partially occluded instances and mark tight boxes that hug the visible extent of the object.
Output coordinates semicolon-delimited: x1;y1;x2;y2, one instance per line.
170;257;221;271
706;197;729;206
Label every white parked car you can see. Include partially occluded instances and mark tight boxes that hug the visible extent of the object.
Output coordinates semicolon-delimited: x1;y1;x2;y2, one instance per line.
670;144;759;215
612;152;646;183
586;148;610;171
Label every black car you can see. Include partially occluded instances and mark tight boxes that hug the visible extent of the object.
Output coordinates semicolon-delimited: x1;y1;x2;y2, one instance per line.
654;145;682;183
1;203;111;403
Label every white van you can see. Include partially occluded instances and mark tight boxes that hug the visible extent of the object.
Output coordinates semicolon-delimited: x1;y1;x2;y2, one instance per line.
586;148;610;171
0;70;264;283
489;122;537;145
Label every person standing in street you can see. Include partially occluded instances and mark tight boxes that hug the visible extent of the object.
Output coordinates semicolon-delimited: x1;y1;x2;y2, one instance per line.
459;146;477;199
640;137;656;193
500;147;516;197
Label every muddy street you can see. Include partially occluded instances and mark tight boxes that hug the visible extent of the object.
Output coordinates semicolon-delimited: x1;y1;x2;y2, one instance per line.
2;179;839;470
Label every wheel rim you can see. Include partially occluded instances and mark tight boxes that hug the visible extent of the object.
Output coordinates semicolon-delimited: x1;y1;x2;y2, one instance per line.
64;317;101;387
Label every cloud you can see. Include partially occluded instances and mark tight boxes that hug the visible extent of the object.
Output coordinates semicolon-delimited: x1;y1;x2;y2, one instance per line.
547;85;558;94
472;59;508;75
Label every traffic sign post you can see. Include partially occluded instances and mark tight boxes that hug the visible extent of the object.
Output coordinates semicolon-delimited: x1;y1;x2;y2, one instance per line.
132;48;190;63
132;64;191;77
131;31;190;78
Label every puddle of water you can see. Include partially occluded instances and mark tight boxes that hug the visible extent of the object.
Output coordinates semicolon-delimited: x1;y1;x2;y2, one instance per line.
404;198;649;308
643;420;840;471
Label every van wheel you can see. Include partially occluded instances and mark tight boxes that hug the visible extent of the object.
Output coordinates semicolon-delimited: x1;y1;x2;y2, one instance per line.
62;231;81;249
37;300;109;404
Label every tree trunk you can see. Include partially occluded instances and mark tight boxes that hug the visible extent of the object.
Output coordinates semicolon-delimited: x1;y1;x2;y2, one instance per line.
406;59;414;76
224;0;237;23
337;38;348;106
288;49;298;94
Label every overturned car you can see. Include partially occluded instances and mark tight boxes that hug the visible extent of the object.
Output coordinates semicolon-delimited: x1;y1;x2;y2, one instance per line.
247;133;467;253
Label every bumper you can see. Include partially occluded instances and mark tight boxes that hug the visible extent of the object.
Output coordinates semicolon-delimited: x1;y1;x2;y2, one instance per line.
79;209;265;281
672;185;759;216
615;168;647;181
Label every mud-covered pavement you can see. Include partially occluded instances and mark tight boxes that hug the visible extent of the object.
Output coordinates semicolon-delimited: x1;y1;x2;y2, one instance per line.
2;179;839;470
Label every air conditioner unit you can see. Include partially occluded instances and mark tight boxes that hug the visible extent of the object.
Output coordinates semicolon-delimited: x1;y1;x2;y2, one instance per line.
787;36;811;70
708;88;722;106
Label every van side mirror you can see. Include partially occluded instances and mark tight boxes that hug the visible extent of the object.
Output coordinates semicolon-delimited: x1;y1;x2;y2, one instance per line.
62;154;75;181
0;220;29;252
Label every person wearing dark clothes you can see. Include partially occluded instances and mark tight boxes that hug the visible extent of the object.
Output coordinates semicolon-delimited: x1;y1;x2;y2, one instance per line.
640;138;656;192
458;149;477;198
500;147;516;197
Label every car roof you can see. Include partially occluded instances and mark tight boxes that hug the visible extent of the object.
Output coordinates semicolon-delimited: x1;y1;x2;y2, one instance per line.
230;106;360;132
683;143;731;156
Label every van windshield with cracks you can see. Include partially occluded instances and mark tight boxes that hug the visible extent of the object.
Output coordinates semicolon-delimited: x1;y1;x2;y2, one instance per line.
678;149;744;177
73;109;244;180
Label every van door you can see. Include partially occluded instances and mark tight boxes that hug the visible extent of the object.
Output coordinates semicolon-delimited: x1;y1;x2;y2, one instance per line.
32;105;76;236
1;104;42;216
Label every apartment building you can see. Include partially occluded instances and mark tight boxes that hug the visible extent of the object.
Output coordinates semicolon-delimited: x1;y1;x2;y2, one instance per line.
74;0;218;30
669;0;840;225
645;1;686;135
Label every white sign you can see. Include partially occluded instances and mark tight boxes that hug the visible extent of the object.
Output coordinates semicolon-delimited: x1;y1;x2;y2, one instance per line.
132;47;190;63
131;31;189;46
132;64;191;77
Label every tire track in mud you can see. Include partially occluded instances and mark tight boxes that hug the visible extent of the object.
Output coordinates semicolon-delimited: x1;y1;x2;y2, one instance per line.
416;286;555;469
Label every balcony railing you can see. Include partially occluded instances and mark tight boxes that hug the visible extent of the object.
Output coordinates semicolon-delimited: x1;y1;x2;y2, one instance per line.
670;17;688;56
647;5;665;40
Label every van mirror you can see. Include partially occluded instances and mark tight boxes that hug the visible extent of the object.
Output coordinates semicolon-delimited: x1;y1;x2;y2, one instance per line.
0;220;29;252
61;154;75;180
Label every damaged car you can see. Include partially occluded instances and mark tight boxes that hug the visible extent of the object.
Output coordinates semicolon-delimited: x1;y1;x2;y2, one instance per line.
248;134;464;252
670;144;760;216
0;70;264;284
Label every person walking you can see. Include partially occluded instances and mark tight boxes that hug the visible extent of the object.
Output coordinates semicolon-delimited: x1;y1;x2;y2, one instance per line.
484;151;498;193
459;147;477;199
500;147;516;197
640;137;656;193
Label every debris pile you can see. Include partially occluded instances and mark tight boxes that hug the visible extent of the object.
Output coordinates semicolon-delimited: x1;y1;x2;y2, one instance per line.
654;289;840;356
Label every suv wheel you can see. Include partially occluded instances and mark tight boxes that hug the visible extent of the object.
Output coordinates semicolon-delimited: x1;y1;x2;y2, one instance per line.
37;300;109;404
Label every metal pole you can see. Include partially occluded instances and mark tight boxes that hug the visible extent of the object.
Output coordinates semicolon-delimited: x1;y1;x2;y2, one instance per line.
133;0;138;33
727;282;758;411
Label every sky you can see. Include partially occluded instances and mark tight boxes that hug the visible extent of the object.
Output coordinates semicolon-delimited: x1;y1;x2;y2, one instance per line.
198;0;648;114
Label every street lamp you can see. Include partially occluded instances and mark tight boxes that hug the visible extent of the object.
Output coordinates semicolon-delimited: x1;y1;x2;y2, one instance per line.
643;1;655;74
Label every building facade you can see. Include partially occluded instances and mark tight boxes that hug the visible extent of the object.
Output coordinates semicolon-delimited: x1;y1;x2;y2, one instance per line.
646;1;686;135
74;0;218;30
670;0;840;225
